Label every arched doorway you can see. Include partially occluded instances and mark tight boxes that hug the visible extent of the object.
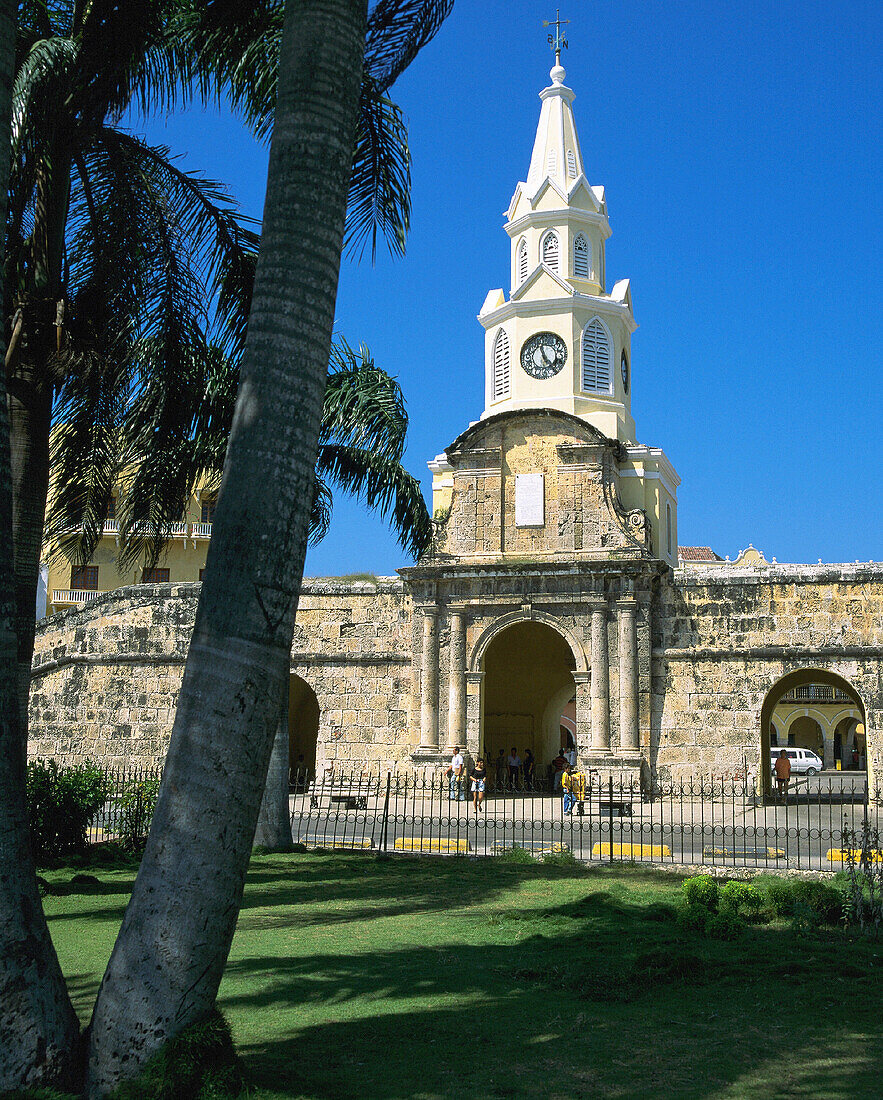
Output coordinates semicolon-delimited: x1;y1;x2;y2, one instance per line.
481;620;576;774
288;674;319;785
760;669;866;795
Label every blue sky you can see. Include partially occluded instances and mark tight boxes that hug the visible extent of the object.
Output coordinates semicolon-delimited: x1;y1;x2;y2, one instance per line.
138;0;883;574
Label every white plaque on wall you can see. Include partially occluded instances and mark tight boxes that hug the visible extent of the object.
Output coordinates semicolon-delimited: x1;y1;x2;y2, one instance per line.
515;473;545;527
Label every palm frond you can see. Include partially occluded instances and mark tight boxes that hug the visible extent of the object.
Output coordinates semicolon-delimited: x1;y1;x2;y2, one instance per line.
308;474;333;546
364;0;453;91
316;443;432;559
323;338;408;459
344;73;410;261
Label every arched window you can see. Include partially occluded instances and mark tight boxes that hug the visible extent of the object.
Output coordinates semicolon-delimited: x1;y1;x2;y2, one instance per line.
666;503;673;557
517;238;528;285
542;231;559;272
573;234;590;278
567;149;577;178
581;318;612;392
493;329;510;401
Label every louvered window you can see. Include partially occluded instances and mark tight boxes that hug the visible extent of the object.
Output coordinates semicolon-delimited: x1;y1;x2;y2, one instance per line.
547;148;557;175
542;231;559;272
567;149;577;178
581;319;612;392
666;504;673;557
493;329;510;401
517;239;528;285
573;234;590;278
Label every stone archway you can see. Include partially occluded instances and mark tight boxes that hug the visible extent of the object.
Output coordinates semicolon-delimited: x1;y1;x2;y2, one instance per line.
760;669;867;796
480;620;577;776
288;674;320;784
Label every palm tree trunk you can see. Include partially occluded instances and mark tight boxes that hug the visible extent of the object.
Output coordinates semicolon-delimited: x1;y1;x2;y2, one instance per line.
253;689;294;851
8;365;52;738
87;1;368;1093
0;0;81;1088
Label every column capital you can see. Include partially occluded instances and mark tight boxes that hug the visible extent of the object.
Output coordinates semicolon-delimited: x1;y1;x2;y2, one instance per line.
586;596;608;612
573;671;591;685
417;603;438;617
447;604;468;617
616;598;638;612
465;671;484;684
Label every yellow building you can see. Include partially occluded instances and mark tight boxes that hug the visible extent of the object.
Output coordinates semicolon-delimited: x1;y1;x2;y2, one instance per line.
41;488;217;617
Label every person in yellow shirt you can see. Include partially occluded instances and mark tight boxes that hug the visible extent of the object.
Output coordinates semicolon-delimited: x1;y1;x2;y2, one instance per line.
562;764;586;815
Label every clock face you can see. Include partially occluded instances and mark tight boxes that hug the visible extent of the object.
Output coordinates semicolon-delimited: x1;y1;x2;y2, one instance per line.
621;350;630;393
520;332;567;380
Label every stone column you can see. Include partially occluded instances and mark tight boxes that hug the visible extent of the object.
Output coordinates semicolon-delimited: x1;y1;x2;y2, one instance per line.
465;672;484;758
447;608;467;748
419;605;439;750
618;598;639;751
573;673;592;756
590;599;610;752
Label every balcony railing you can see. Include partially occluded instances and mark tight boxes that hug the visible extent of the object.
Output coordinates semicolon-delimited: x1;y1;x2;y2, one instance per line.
102;519;119;535
779;685;853;704
191;522;212;538
52;589;99;606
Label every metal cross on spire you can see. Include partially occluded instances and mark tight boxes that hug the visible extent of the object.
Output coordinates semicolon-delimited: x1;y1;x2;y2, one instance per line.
543;9;570;64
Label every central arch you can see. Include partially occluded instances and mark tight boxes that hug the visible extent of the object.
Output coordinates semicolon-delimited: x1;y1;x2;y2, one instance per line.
480;619;577;777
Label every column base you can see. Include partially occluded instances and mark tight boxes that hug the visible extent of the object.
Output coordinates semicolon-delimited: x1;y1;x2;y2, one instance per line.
411;747;449;768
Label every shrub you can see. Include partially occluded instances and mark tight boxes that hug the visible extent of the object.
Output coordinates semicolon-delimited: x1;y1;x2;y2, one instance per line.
496;845;536;864
681;875;719;912
26;759;110;860
755;876;844;924
719;881;764;919
705;911;743;940
677;903;710;933
116;777;161;854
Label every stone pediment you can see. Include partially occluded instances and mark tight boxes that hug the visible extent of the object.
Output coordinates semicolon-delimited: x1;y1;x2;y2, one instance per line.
430;410;649;563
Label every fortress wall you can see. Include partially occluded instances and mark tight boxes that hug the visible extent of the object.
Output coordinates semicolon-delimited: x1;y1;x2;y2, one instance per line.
28;579;414;770
654;564;883;788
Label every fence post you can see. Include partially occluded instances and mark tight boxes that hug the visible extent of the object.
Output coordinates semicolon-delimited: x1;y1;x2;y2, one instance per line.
380;772;391;852
608;775;614;864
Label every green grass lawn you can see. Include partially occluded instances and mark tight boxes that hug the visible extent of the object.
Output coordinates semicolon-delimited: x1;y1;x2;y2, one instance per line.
43;852;883;1099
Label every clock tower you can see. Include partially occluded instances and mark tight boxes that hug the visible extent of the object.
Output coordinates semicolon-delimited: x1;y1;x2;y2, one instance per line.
478;55;636;444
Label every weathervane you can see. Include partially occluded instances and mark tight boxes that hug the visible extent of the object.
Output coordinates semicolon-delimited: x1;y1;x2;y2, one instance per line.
543;9;570;64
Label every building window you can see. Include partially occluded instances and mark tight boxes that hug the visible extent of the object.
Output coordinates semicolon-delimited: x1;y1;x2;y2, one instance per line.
142;567;170;584
666;503;673;557
547;148;557;176
71;565;98;590
517;238;528;285
573;234;590;278
105;495;116;520
493;329;510;400
580;318;612;392
199;568;206;581
201;499;216;524
567;149;577;178
542;231;559;272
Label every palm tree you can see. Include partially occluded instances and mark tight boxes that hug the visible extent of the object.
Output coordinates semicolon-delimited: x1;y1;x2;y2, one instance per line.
0;0;83;1089
7;0;414;747
87;1;451;1092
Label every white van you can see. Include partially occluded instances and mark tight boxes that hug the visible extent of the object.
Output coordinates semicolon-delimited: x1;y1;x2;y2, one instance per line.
770;748;824;777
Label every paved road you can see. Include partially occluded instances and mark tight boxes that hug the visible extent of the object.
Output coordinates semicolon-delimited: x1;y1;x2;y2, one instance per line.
289;784;880;871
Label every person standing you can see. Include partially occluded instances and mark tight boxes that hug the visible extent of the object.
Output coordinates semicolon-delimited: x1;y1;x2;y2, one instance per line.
564;744;576;767
495;748;507;789
507;747;522;788
774;749;791;800
470;758;487;811
523;748;535;790
447;746;465;801
562;763;586;815
552;751;567;793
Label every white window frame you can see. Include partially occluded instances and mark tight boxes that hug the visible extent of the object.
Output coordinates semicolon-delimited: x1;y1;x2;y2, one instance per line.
541;230;559;273
517;238;528;286
580;316;613;394
573;233;590;279
493;328;510;401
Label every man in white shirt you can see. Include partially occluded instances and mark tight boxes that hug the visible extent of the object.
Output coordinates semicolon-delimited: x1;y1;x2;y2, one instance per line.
564;745;577;767
447;746;465;801
507;747;522;788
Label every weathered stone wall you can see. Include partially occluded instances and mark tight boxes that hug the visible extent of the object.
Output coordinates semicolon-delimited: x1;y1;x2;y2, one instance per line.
653;564;883;790
29;578;415;770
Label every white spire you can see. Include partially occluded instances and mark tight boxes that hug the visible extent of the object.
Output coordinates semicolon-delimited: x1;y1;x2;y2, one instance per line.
525;62;586;194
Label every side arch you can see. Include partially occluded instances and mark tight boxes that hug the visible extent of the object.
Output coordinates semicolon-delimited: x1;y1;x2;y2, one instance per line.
468;609;588;673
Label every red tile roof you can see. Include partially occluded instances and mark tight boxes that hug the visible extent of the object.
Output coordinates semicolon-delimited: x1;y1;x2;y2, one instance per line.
678;546;724;562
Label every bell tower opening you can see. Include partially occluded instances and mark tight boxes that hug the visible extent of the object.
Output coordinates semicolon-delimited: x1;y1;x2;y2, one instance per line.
481;620;576;776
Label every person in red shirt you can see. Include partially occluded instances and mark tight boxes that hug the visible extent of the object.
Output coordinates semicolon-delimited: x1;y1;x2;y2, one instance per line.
774;750;791;799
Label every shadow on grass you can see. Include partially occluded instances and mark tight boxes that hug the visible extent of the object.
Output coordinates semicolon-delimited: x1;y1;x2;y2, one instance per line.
221;856;883;1100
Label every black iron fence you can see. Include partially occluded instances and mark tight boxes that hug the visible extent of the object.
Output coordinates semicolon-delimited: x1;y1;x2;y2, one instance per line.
84;764;163;849
290;767;881;872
